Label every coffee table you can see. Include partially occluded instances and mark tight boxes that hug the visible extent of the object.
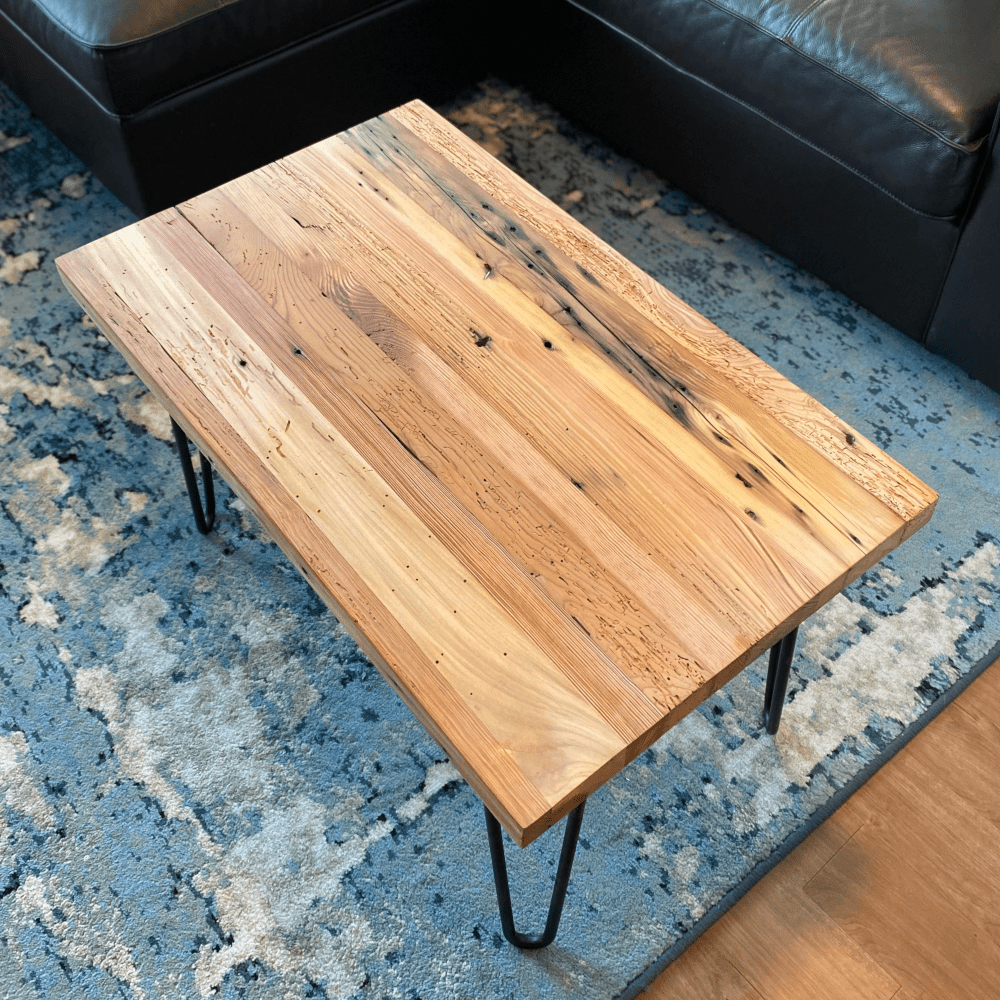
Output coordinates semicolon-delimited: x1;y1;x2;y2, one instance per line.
56;99;937;948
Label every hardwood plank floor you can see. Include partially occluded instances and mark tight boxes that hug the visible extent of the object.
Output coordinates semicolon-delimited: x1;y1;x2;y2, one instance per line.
643;655;1000;1000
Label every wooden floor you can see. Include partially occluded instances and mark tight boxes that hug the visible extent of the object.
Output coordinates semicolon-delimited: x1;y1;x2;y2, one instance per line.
643;653;1000;1000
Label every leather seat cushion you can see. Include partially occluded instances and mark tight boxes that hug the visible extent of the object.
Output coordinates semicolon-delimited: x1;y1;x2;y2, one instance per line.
0;0;396;116
574;0;1000;218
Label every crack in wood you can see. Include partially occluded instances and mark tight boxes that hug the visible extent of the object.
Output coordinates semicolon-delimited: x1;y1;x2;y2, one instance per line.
372;413;426;468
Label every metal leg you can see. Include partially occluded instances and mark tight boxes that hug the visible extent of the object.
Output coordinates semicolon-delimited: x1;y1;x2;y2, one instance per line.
485;801;585;949
764;626;798;735
170;418;216;534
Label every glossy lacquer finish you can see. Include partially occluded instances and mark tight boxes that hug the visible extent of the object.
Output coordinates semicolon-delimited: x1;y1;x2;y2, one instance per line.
56;101;937;846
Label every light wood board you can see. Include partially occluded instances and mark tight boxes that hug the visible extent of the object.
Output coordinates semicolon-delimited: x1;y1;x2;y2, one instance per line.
56;100;937;846
646;657;1000;1000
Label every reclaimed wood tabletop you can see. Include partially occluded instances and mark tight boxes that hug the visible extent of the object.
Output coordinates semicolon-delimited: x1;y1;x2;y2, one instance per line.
56;100;937;847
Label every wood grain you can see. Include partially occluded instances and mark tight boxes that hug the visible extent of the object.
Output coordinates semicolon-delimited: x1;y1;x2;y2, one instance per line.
643;937;767;999
386;102;937;534
648;814;899;1000
175;189;714;716
648;658;1000;1000
55;99;936;846
952;646;1000;730
803;717;1000;998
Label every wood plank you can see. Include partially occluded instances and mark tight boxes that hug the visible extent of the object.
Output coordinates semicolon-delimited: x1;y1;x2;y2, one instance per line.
220;147;912;672
909;692;1000;833
798;665;1000;998
651;811;899;1000
177;187;718;716
642;938;766;1000
58;231;639;845
333;114;904;567
953;648;1000;730
647;663;1000;998
234;153;821;646
803;811;1000;998
845;683;1000;882
282;134;898;590
56;255;555;842
145;208;663;733
386;101;937;532
175;155;923;726
326;119;910;604
332;117;891;560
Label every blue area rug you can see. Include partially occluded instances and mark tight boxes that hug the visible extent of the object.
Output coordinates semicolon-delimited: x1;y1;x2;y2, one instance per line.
1;78;998;999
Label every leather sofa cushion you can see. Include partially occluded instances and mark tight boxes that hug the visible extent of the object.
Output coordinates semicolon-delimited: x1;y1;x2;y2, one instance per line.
1;0;396;116
574;0;1000;218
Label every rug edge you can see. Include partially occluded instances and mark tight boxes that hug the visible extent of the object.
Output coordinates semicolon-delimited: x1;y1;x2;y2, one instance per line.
616;635;1000;1000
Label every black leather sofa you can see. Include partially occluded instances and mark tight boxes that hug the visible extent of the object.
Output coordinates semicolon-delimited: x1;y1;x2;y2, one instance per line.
2;0;998;394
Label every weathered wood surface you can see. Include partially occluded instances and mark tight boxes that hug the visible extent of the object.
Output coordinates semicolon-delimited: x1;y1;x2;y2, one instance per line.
56;100;937;846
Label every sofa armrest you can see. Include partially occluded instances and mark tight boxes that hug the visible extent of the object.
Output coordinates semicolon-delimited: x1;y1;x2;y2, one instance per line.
926;107;1000;395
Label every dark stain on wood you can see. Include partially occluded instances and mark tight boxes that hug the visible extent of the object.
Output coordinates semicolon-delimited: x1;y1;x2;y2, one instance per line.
376;414;424;466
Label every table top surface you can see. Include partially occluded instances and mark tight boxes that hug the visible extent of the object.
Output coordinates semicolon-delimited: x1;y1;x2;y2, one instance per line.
57;100;937;846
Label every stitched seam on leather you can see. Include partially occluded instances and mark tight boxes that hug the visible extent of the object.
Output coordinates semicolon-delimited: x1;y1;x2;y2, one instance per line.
122;3;453;118
779;39;986;154
0;12;128;123
563;0;960;220
16;0;424;118
680;0;986;153
784;0;829;38
20;0;402;51
21;0;241;49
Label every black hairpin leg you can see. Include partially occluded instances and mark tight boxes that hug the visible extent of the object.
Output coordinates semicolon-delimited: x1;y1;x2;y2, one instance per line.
170;418;215;534
485;800;585;949
764;626;798;735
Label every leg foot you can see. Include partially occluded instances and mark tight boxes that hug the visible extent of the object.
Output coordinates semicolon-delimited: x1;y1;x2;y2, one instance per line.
171;418;216;534
485;801;585;948
764;627;797;735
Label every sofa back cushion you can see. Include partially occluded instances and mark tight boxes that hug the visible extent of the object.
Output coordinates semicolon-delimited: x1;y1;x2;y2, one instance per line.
576;0;1000;217
1;0;399;116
